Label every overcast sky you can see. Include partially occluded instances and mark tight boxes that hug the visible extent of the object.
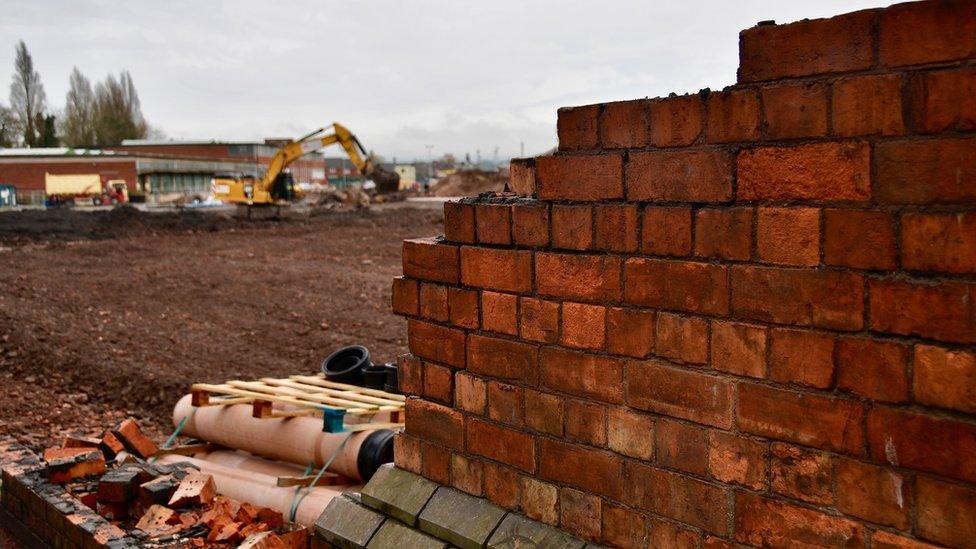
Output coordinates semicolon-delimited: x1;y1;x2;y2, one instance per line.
2;1;892;161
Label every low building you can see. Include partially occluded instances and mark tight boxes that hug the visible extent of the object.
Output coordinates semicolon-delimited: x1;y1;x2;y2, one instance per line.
0;139;329;204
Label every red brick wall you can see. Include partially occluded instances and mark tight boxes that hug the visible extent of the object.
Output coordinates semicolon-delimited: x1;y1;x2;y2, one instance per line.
0;160;138;192
393;1;976;547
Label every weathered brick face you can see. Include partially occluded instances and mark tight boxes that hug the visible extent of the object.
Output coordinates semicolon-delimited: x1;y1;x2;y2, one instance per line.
393;2;976;547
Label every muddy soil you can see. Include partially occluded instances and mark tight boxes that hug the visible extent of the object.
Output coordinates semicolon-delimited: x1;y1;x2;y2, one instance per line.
0;204;443;451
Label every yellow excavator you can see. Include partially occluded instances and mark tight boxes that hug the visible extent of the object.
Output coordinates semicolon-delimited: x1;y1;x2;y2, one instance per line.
211;123;399;206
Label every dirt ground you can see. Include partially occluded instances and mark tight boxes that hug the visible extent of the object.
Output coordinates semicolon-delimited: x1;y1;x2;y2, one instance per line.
0;203;443;452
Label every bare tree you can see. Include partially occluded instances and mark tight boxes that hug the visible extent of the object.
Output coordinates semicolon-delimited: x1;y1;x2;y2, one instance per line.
61;67;95;147
9;40;46;147
0;104;16;147
93;70;148;146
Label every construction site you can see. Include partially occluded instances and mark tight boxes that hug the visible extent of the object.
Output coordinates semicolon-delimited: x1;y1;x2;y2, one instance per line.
1;0;976;548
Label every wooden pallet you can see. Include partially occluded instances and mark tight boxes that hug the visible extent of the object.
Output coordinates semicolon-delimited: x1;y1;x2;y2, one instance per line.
190;373;405;432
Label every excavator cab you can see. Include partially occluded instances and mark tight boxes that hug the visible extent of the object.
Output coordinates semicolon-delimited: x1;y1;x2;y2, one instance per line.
270;171;296;201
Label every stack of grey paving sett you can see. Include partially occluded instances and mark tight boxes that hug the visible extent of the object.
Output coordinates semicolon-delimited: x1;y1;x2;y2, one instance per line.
314;464;599;549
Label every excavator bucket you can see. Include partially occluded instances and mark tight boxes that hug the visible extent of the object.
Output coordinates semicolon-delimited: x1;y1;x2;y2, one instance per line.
369;166;401;194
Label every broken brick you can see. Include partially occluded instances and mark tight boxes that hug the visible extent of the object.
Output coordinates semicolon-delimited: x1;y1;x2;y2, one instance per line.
46;448;107;483
140;474;179;507
135;504;181;537
168;471;216;507
99;431;126;458
96;501;130;520
240;531;287;549
97;468;141;503
111;418;160;459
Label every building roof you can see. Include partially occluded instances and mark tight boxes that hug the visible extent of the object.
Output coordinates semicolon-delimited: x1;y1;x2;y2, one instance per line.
0;147;119;157
120;139;260;146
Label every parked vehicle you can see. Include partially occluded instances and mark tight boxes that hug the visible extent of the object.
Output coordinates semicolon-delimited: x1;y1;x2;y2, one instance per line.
0;184;16;207
44;174;129;207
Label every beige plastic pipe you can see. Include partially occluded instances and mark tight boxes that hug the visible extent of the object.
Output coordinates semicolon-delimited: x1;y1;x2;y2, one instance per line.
172;394;383;480
156;454;340;527
192;449;309;477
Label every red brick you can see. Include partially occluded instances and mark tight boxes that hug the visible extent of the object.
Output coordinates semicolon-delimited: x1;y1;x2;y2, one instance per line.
483;461;520;509
523;388;564;436
708;432;766;490
448;287;479;329
737;141;870;201
710;321;766;378
733;492;864;547
419;283;449;322
623;461;728;534
624;258;728;315
655;418;708;476
466;418;535;472
397;354;423;395
460;247;532;293
601;99;649;149
911;67;976;133
872;531;942;549
769;443;832;505
559;488;601;542
868;406;976;483
565;400;607;447
561;302;606;351
422;362;453;404
450;454;484;496
557;105;599;151
914;344;976;414
511;203;550;247
475;203;512;245
551;205;593;251
536;154;624;201
650;94;703;147
730;265;864;331
769;328;835;389
408;320;466;368
538;439;622;500
540;347;623;404
654;312;708;365
421;442;451;484
901;211;976;274
536;252;621;303
641;206;691;257
391;276;419;316
455;372;486;414
879;0;976;68
519;297;560;344
737;383;864;454
520;477;558;525
756;207;820;266
832;74;905;136
762;82;828;139
915;476;976;548
394;433;421;474
402;237;459;284
606;407;654;460
593;204;638;253
836;337;909;403
626;360;733;428
706;88;760;143
481;291;518;335
443;201;475;243
738;10;874;82
606;307;654;358
875;137;976;204
466;334;537;384
627;149;733;202
834;458;909;529
694;207;753;261
509;158;536;197
823;209;897;270
602;503;647;548
405;398;464;449
869;278;976;343
648;518;700;549
487;381;523;427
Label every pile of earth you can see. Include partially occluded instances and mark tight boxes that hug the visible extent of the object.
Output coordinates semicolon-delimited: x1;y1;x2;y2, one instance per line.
430;170;507;197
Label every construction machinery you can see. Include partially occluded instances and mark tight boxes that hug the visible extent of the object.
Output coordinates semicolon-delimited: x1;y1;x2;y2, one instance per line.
44;173;129;207
211;123;399;207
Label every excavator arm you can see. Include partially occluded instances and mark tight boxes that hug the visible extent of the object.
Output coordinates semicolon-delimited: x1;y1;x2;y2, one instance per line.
260;123;400;195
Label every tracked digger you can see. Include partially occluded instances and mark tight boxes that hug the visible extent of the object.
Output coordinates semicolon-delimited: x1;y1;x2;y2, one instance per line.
212;123;400;209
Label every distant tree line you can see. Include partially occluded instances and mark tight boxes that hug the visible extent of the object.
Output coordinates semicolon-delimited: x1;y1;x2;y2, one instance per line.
0;40;160;148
